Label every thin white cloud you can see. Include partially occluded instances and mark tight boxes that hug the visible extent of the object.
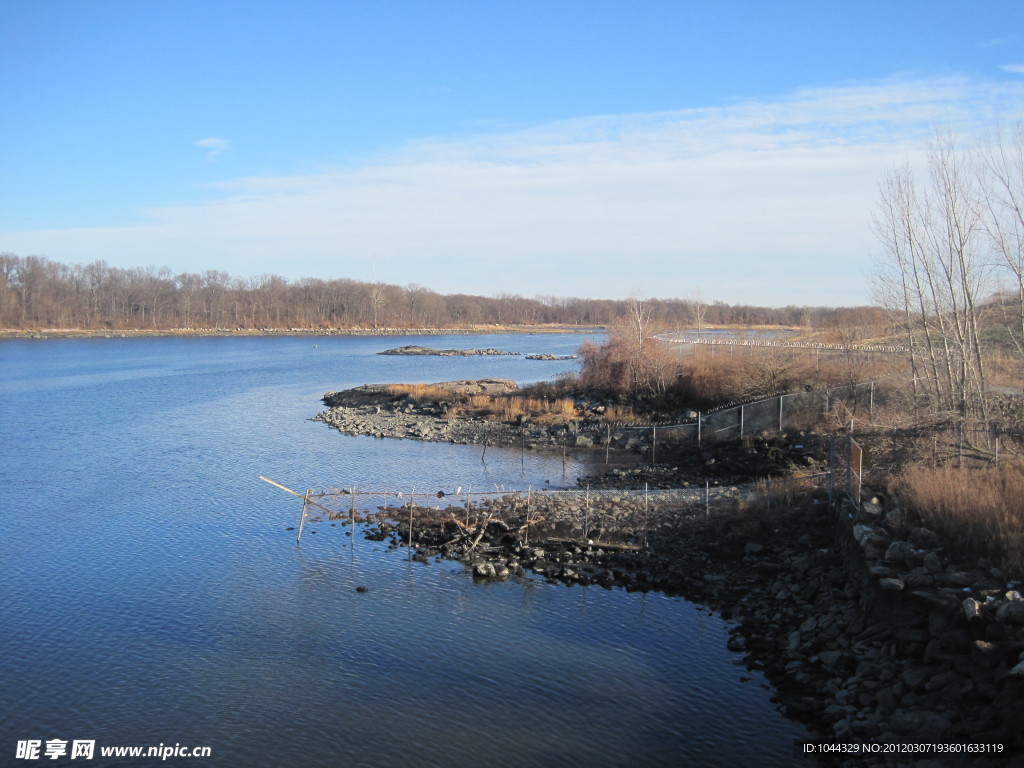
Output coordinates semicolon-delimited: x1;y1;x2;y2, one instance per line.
194;137;228;160
1001;64;1024;75
6;76;1024;305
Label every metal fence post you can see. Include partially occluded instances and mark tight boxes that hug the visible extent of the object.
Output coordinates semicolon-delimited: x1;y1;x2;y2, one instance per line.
828;436;836;508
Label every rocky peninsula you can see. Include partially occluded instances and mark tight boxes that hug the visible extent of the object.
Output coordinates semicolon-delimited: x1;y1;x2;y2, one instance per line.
313;379;1024;764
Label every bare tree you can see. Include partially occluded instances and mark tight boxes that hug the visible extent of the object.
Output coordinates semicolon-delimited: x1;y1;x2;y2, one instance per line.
689;287;708;335
873;132;1002;422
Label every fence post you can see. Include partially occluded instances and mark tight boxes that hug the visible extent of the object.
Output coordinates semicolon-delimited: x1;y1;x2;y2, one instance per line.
828;436;836;508
778;395;784;433
740;405;745;437
697;411;701;446
525;487;532;547
651;426;657;468
869;381;874;421
643;483;649;546
585;483;591;539
408;488;415;559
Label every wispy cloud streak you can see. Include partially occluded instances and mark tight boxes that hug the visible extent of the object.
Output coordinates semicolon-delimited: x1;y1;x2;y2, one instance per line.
194;137;228;160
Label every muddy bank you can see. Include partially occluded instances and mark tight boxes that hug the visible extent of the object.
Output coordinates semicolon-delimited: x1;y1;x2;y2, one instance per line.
316;488;1023;766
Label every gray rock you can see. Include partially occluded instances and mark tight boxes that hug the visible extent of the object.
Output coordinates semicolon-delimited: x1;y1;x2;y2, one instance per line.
996;600;1024;625
901;666;931;691
884;540;917;566
860;501;883;520
909;527;941;549
473;562;496;578
962;597;982;622
878;577;905;592
940;628;973;654
853;524;874;547
890;709;951;739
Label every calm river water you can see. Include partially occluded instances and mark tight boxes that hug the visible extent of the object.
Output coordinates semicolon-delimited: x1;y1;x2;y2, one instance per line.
0;334;810;767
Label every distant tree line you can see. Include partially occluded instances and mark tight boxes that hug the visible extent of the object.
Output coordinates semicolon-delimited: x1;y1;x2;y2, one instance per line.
0;253;881;331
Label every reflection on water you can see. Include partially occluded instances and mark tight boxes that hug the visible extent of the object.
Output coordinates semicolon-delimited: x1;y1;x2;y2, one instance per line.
0;335;810;767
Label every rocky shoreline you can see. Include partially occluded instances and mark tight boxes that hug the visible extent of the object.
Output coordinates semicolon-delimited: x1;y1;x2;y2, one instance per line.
316;380;625;449
378;345;521;356
315;488;1024;766
313;380;1024;764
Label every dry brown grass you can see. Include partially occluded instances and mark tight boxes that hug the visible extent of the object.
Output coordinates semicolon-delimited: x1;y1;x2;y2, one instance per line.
601;405;643;423
672;346;908;410
445;393;579;424
893;461;1024;578
386;383;452;401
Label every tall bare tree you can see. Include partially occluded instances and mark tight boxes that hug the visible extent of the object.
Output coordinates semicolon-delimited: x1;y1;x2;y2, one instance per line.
873;131;1011;422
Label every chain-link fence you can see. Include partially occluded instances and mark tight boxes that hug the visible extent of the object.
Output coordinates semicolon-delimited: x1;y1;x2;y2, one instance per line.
292;471;832;545
590;380;886;461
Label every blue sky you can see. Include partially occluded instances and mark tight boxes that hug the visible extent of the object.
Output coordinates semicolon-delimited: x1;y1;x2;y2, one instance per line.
3;1;1024;306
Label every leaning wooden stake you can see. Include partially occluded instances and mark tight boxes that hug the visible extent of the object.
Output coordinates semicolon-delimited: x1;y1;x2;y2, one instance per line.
259;476;335;516
296;490;310;543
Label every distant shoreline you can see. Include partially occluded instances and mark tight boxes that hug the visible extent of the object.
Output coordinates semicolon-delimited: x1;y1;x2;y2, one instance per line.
0;324;602;340
0;323;798;340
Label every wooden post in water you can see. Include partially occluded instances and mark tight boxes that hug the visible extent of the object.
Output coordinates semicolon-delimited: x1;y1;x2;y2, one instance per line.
605;424;611;465
350;487;356;545
259;476;335;516
297;490;310;544
465;488;472;528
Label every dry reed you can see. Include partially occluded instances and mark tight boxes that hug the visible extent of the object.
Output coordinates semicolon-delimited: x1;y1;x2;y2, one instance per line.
893;461;1024;578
